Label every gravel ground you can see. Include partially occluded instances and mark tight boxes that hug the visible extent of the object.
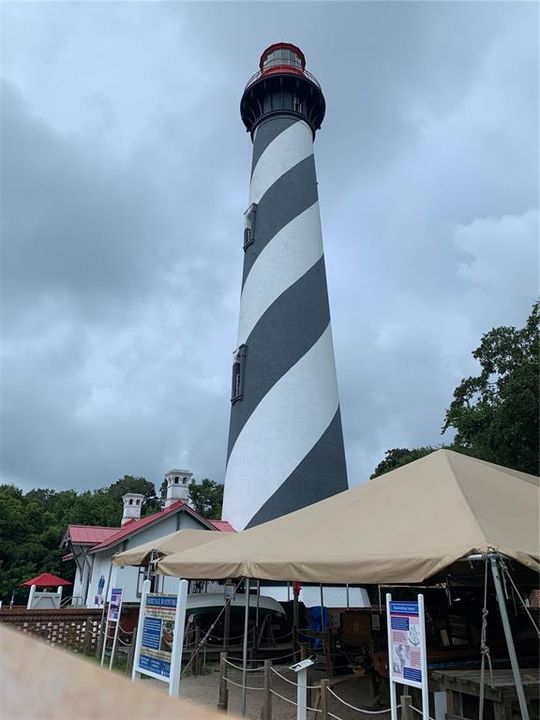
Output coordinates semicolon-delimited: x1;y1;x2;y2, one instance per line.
149;662;394;719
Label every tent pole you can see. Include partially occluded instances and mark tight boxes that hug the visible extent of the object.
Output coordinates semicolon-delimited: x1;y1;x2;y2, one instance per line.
223;583;231;654
320;584;325;630
255;580;261;651
293;585;299;654
241;577;250;717
490;556;529;720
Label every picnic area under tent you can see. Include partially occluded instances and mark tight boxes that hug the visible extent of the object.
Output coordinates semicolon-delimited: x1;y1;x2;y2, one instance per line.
158;450;539;583
112;528;228;568
155;450;539;720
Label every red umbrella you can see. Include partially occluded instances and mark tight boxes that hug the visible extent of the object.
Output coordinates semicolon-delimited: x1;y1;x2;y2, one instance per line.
20;572;72;588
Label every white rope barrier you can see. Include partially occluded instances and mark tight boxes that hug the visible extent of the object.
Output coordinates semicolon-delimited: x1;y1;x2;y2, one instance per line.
269;688;322;712
269;665;320;689
327;687;395;715
224;676;264;691
224;658;264;672
269;666;298;686
409;704;435;720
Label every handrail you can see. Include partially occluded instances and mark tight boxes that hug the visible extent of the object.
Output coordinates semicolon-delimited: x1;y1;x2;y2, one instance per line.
245;66;321;92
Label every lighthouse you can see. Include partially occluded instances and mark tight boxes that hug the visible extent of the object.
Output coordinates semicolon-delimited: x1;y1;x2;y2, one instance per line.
222;43;348;530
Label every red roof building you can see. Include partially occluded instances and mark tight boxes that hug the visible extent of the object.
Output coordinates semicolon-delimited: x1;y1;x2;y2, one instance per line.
62;491;235;608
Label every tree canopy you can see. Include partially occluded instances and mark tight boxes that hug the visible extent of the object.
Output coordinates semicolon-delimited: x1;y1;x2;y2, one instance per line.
187;478;224;519
0;473;224;601
442;301;539;475
371;301;539;478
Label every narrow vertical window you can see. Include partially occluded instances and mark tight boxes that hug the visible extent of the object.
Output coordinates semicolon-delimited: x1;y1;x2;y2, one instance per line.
243;203;257;250
231;344;247;403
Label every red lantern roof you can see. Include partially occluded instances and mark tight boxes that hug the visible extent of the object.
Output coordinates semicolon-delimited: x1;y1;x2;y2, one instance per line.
21;572;72;587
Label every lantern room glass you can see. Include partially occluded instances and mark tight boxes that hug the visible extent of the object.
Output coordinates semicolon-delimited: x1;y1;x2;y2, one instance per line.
262;47;303;71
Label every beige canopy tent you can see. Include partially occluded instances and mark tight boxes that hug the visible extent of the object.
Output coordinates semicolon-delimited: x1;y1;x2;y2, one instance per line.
112;528;228;567
158;450;539;583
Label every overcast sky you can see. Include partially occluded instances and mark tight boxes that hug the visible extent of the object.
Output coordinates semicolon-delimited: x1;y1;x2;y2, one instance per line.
1;2;538;496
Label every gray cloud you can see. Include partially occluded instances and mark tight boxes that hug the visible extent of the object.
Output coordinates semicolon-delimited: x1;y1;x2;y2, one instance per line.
0;2;537;494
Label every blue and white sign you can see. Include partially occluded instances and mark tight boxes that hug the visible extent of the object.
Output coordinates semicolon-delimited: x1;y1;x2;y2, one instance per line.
386;594;429;720
132;579;188;698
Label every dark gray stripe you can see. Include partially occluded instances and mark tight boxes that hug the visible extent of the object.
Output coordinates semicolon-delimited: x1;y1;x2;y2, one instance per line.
227;257;331;459
243;154;318;288
245;409;348;528
251;117;299;175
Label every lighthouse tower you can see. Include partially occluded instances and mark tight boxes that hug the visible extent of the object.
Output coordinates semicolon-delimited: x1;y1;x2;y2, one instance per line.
222;43;348;530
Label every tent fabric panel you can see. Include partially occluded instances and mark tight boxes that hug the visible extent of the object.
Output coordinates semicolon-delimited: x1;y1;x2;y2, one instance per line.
156;451;539;584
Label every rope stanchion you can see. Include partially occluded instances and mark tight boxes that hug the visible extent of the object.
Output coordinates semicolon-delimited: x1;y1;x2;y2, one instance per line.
327;687;395;715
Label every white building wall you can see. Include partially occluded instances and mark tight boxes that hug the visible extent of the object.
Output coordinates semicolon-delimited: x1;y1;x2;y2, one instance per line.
85;510;214;606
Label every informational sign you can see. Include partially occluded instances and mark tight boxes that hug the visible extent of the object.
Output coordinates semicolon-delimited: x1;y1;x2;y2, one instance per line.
107;588;123;623
386;594;429;720
139;594;177;678
132;578;188;698
388;601;423;684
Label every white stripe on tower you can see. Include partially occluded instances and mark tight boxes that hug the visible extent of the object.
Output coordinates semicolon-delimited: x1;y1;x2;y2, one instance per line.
224;326;339;532
249;120;314;204
237;202;323;345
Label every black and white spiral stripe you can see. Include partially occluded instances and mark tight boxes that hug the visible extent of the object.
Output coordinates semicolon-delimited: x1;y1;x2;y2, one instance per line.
222;117;348;529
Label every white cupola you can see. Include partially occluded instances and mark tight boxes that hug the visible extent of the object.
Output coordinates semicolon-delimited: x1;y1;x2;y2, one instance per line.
121;493;144;526
164;469;192;508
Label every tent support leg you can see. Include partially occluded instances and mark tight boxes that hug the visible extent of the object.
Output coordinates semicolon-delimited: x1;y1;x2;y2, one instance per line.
490;556;529;720
241;577;250;717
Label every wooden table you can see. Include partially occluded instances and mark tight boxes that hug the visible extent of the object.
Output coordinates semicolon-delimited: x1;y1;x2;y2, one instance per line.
429;668;539;719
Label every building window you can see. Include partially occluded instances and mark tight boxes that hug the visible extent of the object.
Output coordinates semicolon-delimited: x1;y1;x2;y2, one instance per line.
243;203;257;250
231;344;247;403
174;477;179;484
129;499;133;505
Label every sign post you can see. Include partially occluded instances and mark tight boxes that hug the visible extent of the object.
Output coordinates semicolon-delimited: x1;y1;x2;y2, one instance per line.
100;586;123;668
132;578;189;698
108;587;123;670
386;594;429;720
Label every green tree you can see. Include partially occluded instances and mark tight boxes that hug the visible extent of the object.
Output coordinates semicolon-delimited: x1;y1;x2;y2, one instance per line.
0;475;161;601
443;301;539;475
188;479;224;519
370;447;439;479
106;475;161;516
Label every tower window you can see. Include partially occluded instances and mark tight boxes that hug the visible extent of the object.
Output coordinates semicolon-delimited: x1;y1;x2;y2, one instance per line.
174;477;179;484
231;344;247;403
243;203;257;250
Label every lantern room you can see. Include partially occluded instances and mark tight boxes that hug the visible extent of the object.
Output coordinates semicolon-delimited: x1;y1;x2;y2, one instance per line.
241;42;325;137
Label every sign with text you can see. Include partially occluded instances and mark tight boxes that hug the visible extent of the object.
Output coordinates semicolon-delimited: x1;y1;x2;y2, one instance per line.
139;594;177;678
132;579;188;698
386;594;429;720
388;601;423;685
107;588;123;623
